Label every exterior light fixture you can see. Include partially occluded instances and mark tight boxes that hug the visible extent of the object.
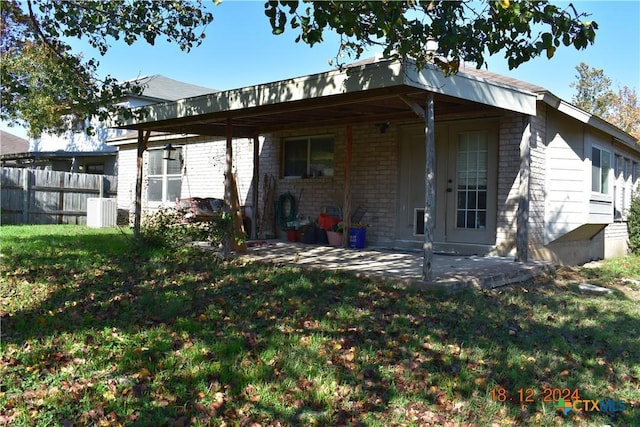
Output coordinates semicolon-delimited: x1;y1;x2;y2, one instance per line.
163;144;177;161
376;122;390;134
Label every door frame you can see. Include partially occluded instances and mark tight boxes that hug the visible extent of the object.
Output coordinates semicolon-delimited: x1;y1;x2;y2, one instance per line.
396;120;498;251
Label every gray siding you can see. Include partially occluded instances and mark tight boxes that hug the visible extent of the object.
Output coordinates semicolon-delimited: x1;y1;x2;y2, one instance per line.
544;110;587;243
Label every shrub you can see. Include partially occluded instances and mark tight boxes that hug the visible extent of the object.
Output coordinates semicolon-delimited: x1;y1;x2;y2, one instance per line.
140;206;231;249
628;192;640;254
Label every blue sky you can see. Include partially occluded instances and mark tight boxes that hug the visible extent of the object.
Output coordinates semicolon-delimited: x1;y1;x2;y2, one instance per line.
2;0;639;140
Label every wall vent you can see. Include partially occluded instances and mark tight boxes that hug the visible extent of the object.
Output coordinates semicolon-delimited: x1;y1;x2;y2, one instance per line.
414;208;425;236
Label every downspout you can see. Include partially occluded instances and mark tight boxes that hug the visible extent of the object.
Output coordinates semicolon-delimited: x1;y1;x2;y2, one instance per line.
251;132;259;240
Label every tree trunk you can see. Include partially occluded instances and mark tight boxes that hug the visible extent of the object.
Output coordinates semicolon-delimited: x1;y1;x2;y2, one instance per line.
133;130;150;238
225;118;247;253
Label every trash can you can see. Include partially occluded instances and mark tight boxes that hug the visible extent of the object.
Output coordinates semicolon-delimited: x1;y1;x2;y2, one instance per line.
349;227;366;249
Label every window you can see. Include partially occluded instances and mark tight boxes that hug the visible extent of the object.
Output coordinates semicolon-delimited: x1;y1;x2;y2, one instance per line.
147;147;182;204
633;162;639;191
86;164;105;174
456;132;488;229
283;136;334;178
624;158;632;211
591;146;611;194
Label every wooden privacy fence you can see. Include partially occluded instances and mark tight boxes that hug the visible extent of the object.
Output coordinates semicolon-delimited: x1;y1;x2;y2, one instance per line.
1;167;117;225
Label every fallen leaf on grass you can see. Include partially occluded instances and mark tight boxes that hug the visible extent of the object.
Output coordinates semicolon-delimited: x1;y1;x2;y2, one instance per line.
133;368;152;379
474;377;487;387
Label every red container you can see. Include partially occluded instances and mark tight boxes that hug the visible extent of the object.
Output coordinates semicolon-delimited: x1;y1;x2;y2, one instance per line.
286;229;297;242
319;213;340;230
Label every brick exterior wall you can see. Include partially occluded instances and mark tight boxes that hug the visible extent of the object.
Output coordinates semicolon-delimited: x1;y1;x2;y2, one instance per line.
495;112;525;255
262;123;399;245
116;135;257;224
180;136;255;203
114;100;635;262
528;104;547;251
116;116;535;250
493;108;548;258
604;221;630;258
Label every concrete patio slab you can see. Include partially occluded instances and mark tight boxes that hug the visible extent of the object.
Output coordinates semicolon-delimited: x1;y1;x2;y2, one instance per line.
241;241;554;290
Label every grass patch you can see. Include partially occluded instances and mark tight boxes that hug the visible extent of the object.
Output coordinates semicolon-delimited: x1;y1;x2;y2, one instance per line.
1;225;639;426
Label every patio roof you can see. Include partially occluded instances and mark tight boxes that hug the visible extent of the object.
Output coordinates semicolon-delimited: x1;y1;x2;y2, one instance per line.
113;59;537;138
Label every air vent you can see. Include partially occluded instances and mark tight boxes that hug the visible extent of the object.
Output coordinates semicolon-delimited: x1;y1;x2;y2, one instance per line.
87;198;117;228
414;208;425;236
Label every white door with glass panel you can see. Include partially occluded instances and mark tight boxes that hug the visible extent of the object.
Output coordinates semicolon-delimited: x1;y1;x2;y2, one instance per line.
444;130;497;244
397;123;497;248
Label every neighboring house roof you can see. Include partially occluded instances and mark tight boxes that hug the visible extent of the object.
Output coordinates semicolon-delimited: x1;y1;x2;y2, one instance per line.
0;130;29;155
127;74;218;103
30;75;218;154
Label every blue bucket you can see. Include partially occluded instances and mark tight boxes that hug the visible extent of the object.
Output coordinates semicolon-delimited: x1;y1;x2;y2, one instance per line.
349;227;366;249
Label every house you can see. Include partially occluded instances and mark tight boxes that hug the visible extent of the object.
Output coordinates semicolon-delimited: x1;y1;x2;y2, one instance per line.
5;76;216;174
0;130;29;155
111;58;640;265
0;131;109;172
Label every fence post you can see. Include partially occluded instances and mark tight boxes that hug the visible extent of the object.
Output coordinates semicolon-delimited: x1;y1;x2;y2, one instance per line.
99;175;105;198
21;169;30;223
58;173;65;224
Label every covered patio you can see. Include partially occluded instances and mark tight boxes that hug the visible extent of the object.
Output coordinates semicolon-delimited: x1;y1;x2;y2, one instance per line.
116;58;539;281
239;241;553;290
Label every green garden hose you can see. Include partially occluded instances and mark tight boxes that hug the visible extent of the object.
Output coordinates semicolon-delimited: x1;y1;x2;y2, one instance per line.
276;192;297;229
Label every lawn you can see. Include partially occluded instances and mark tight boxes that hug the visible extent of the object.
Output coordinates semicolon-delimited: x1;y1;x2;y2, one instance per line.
1;225;639;426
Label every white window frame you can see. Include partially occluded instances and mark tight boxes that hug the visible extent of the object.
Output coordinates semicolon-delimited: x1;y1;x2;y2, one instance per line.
624;157;632;214
147;147;183;206
282;135;334;179
455;131;488;230
591;145;612;196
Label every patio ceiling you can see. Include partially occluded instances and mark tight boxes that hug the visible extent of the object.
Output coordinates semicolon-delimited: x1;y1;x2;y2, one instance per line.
115;60;537;138
123;90;496;138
